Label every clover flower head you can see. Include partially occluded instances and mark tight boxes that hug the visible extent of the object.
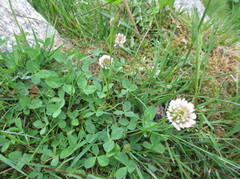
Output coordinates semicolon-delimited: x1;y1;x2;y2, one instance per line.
99;55;113;69
166;98;197;131
114;33;126;47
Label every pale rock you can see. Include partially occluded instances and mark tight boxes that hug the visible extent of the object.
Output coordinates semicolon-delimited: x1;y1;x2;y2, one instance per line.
148;0;209;20
174;0;209;20
0;0;69;52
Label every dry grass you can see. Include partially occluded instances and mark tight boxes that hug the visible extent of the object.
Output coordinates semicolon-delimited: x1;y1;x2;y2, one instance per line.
204;45;239;98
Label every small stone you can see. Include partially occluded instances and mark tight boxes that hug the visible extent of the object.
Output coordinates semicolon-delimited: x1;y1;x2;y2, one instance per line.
174;0;209;21
0;0;71;52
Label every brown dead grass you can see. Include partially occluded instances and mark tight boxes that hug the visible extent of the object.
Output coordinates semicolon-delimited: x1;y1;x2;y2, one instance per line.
203;45;239;98
200;44;239;122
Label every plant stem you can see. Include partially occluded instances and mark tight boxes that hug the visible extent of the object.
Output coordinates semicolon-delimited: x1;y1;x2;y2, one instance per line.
123;0;140;34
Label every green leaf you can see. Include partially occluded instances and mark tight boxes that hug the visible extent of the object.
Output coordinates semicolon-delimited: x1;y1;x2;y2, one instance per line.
143;141;152;149
144;106;156;122
16;153;31;170
127;160;136;173
54;52;66;63
83;85;97;95
46;104;60;115
25;48;41;59
159;0;175;8
45;76;63;88
125;111;136;117
119;89;128;96
15;118;23;129
150;134;162;144
106;144;121;157
28;98;42;109
26;61;40;73
33;120;45;129
128;84;138;91
84;157;96;169
37;173;43;178
70;132;102;167
84;112;94;118
58;121;66;129
49;97;65;108
52;109;61;118
92;144;99;156
122;78;131;89
152;143;165;154
60;147;74;159
97;155;109;167
123;101;131;111
58;112;66;120
105;0;123;5
113;110;124;115
0;154;26;176
97;91;106;98
115;152;129;165
96;108;104;117
86;134;95;143
119;118;129;126
127;119;137;130
58;88;65;98
40;126;47;135
29;171;38;178
115;167;127;179
122;78;138;91
144;121;156;128
68;135;78;147
63;84;75;95
31;74;41;84
71;119;79;126
8;151;22;162
103;140;115;152
64;70;76;83
67;110;79;119
77;76;87;89
87;174;103;179
23;109;30;115
19;96;31;107
1;142;10;153
36;70;52;78
111;127;123;140
51;157;59;166
85;120;96;134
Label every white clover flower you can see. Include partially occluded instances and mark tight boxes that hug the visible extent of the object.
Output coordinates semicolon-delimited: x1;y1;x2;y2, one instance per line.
99;55;113;69
166;98;197;131
114;33;126;47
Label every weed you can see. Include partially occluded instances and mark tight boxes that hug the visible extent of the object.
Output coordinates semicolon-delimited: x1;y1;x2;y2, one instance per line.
0;0;239;178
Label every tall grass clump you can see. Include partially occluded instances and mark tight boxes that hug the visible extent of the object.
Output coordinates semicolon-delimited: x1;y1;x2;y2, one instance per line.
0;0;239;178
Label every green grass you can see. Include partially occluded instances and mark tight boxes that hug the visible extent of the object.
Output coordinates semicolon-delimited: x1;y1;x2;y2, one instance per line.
0;0;239;178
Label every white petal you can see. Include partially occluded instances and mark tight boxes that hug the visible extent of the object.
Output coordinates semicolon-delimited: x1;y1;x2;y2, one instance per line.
172;122;181;131
190;113;197;120
183;122;192;128
189;119;196;125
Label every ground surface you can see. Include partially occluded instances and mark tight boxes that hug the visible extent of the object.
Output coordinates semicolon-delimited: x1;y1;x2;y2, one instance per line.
0;0;239;178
